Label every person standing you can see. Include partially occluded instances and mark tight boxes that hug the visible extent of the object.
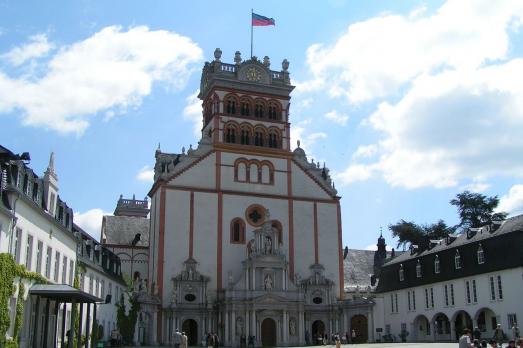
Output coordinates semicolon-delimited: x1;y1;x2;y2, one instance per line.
513;326;520;340
459;328;473;348
335;333;341;348
174;329;183;348
494;324;505;345
182;331;188;348
213;333;219;348
351;329;356;343
474;327;482;341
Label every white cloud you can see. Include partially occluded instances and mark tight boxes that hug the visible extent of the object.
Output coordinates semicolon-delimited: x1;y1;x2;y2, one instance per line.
303;0;523;103
498;184;523;216
352;144;379;159
0;26;203;134
182;90;202;138
290;120;326;152
324;110;349;126
136;165;154;183
338;61;523;188
74;208;111;240
2;34;54;66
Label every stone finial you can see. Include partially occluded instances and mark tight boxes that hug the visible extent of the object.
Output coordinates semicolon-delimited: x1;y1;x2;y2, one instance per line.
266;209;271;220
182;146;186;155
214;48;222;61
282;59;289;71
263;56;270;67
297;140;301;148
47;152;55;173
234;51;242;65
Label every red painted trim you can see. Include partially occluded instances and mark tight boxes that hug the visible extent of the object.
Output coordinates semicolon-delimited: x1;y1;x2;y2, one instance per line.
336;200;344;300
189;191;194;258
148;151;215;197
206;86;292;100
163;185;339;203
287;158;294;280
314;202;319;264
216;151;223;290
157;185;166;340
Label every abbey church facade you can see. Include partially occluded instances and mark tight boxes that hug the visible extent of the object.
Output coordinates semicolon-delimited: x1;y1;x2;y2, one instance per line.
143;49;351;346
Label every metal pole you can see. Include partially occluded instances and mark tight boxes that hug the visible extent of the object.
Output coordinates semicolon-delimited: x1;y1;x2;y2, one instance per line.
69;300;76;348
61;303;67;348
84;303;90;348
43;298;50;348
32;296;40;348
53;301;60;348
92;304;97;348
251;8;254;58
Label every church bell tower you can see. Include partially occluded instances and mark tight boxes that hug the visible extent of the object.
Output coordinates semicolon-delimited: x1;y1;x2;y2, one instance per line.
198;48;294;153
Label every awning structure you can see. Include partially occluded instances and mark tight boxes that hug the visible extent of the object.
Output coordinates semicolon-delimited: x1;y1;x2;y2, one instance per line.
29;284;102;303
29;284;103;348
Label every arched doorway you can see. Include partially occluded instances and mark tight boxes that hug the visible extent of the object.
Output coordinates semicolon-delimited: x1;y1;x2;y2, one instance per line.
182;319;198;346
475;308;497;339
413;315;431;341
432;313;451;341
350;315;368;343
312;320;325;344
261;318;276;347
453;311;472;340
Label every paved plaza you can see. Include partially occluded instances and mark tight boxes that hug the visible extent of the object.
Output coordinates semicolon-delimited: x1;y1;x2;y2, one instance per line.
125;345;459;348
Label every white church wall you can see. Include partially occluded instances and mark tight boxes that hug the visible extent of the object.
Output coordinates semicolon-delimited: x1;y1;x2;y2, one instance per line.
291;162;332;200
148;191;161;291
193;191;218;290
317;202;341;296
162;189;191;304
167;153;216;189
292;201;315;280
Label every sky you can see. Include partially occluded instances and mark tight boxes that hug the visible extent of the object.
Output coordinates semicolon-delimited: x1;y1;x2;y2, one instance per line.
2;0;523;251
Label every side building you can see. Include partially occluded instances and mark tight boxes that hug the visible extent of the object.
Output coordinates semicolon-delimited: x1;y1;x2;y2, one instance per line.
372;216;523;343
0;145;126;347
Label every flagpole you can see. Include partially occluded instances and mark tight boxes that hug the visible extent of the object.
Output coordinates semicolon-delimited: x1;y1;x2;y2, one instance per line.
251;8;254;58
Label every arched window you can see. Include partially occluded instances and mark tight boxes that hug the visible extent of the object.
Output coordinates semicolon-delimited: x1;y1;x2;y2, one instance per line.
261;164;271;184
225;124;237;143
240;98;252;116
249;163;258;183
477;244;485;264
236;162;247;182
416;259;422;278
225;95;238;114
268;129;280;148
230;218;246;244
399;264;404;281
454;250;461;269
268;101;281;120
254;100;265;118
434;255;440;274
254;128;266;147
240;125;252;145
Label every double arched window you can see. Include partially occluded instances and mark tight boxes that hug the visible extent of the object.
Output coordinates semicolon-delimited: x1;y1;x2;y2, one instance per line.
240;97;253;116
225;123;238;143
268;100;281;120
225;95;239;115
230;218;246;244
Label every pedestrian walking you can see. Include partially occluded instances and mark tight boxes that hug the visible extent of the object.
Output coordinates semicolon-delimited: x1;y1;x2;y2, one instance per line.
173;329;182;348
494;324;505;345
182;331;188;348
459;328;473;348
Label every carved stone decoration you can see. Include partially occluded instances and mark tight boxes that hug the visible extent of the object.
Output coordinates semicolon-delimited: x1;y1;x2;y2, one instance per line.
264;274;273;290
263;56;270;67
289;317;296;336
282;59;289;71
236;316;244;335
264;236;272;254
214;48;222;61
234;51;242;65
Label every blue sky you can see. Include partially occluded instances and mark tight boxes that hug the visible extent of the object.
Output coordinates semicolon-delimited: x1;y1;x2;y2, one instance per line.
2;0;523;250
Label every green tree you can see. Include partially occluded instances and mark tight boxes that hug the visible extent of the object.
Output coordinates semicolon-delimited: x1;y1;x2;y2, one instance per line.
450;191;507;230
389;219;455;250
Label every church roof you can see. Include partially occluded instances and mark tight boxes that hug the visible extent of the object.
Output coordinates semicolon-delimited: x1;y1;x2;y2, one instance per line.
343;249;399;290
102;215;149;247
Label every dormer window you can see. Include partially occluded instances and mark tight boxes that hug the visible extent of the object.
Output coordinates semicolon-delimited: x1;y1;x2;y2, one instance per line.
399;264;404;281
477;244;485;264
454;250;461;269
434;255;440;274
416;259;422;278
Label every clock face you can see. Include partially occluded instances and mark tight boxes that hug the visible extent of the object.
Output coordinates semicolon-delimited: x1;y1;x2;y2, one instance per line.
246;67;262;82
